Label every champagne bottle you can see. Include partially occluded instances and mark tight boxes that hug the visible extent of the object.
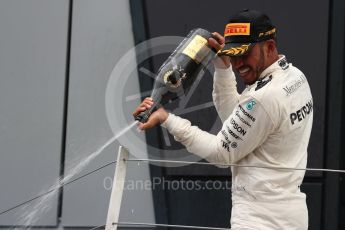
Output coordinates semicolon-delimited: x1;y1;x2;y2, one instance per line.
135;28;217;123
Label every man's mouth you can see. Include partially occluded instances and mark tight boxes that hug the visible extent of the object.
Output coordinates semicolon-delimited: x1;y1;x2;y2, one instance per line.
238;67;250;76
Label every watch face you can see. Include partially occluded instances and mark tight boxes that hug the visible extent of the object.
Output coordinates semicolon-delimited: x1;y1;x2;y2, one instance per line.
105;36;221;167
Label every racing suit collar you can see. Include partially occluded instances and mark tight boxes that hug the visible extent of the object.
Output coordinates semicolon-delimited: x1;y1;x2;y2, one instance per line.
259;55;287;80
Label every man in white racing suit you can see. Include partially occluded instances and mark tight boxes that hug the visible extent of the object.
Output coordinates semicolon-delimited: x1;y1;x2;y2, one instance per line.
133;9;313;230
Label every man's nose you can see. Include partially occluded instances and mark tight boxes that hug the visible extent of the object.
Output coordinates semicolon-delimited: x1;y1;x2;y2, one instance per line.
230;56;244;69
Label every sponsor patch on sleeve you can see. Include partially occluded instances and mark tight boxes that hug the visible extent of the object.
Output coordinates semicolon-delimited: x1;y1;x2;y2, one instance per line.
220;99;258;148
238;104;256;122
290;99;313;125
230;99;257;137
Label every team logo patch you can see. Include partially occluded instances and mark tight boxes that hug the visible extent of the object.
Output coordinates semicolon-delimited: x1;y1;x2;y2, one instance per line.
231;142;238;148
278;57;289;70
224;23;250;37
246;100;256;110
255;75;272;91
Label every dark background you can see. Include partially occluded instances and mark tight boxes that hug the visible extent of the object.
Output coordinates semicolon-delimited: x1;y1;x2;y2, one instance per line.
130;0;345;229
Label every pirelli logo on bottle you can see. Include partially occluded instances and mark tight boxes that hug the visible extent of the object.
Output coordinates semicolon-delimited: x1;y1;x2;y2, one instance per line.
182;34;208;63
224;23;250;37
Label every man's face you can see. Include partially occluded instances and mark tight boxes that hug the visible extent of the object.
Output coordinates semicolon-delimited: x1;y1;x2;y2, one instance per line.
229;42;268;85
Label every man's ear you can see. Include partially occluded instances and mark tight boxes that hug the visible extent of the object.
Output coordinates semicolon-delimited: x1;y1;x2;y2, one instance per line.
267;39;277;53
265;39;277;57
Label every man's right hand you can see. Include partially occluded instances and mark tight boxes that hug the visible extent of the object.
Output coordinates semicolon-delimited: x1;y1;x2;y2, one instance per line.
133;97;169;130
208;32;231;69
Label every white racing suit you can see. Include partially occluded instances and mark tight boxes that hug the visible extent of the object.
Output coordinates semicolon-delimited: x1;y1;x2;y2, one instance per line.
161;55;313;229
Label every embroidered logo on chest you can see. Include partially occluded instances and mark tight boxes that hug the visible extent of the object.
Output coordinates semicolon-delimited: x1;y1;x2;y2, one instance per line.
255;75;272;91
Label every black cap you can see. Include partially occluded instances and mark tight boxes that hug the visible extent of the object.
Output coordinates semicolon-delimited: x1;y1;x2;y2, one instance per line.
218;9;276;56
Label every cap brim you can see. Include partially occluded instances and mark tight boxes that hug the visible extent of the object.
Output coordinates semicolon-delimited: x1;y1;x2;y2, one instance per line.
218;43;255;57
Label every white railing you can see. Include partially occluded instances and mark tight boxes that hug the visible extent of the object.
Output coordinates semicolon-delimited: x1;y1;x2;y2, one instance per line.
105;146;129;230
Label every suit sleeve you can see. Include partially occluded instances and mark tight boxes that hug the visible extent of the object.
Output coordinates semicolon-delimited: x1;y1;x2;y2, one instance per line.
212;66;240;123
161;97;275;166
